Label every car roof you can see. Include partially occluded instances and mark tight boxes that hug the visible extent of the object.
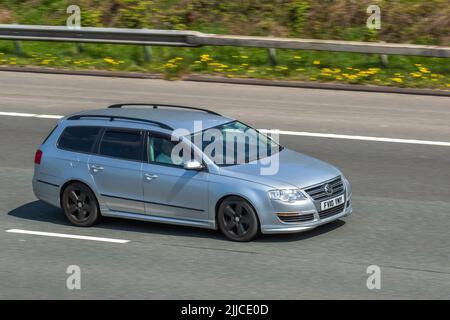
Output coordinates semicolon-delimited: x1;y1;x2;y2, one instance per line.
64;106;234;134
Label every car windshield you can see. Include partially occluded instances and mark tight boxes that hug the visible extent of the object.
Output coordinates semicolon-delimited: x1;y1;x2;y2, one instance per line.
188;121;283;166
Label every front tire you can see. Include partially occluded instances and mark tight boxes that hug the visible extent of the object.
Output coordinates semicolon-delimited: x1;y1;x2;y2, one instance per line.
62;182;101;227
217;197;260;242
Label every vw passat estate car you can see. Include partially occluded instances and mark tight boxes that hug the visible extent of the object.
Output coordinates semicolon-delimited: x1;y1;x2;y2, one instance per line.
33;104;352;241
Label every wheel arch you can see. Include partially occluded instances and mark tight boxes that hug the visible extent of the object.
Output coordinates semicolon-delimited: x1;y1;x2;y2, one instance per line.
59;179;98;208
214;194;261;225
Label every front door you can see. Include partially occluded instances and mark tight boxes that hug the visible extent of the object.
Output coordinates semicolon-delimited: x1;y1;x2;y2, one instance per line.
142;132;209;222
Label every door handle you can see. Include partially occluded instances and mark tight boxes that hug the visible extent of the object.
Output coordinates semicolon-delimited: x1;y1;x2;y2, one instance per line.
90;164;104;173
144;173;159;181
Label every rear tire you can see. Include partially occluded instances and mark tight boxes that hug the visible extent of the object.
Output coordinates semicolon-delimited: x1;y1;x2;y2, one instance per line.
217;197;260;242
62;182;101;227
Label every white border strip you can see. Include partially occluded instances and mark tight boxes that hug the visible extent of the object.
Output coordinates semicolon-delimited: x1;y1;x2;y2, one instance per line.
6;229;130;244
0;111;449;147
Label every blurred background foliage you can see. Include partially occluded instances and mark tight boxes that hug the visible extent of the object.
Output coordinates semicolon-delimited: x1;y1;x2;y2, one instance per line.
0;0;448;89
1;0;449;44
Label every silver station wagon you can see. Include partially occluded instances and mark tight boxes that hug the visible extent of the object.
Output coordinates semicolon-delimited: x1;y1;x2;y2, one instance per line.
33;104;352;241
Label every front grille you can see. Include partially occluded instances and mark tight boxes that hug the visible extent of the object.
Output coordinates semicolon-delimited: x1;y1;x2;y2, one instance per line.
304;176;344;201
278;214;314;223
319;204;345;219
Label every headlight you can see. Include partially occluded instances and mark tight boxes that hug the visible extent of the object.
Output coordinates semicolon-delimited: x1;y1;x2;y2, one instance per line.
268;189;307;202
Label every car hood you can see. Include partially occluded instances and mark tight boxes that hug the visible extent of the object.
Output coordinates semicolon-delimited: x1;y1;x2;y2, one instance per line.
218;148;342;189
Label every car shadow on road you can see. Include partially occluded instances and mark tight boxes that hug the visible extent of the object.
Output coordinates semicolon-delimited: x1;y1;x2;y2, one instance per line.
8;200;71;225
7;200;222;240
8;200;346;242
257;220;346;242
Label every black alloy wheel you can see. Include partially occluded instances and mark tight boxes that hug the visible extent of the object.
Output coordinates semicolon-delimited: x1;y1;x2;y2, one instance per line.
217;196;260;242
62;182;100;227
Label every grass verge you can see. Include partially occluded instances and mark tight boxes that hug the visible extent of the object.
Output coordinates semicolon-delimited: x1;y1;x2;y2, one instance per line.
1;41;448;90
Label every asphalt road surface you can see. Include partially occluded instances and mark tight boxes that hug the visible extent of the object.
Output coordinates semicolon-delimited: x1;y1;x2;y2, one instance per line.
0;71;449;299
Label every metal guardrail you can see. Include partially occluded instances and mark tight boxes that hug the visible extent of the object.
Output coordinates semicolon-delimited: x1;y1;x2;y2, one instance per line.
0;24;449;58
0;25;200;46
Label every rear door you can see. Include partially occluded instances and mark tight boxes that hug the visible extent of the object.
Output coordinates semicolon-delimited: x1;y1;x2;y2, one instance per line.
89;128;145;214
35;125;101;204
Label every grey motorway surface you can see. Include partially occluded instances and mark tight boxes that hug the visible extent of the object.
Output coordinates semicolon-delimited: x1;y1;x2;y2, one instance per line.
0;71;449;299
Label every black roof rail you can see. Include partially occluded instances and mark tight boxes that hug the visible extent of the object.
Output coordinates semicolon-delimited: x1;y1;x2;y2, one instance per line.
67;114;173;130
107;103;221;116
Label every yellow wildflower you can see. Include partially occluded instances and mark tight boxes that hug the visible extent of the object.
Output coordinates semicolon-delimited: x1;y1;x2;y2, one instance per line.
200;54;212;62
391;77;403;83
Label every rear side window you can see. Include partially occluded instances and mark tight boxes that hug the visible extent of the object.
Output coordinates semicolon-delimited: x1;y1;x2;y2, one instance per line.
58;126;101;153
98;129;143;161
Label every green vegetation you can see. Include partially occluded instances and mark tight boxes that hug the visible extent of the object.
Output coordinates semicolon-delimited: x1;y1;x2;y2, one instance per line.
0;0;449;89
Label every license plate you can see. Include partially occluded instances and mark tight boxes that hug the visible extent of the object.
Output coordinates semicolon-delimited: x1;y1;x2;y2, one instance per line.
320;194;345;211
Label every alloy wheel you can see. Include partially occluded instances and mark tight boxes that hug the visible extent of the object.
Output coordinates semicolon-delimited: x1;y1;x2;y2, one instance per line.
62;182;100;227
218;197;259;241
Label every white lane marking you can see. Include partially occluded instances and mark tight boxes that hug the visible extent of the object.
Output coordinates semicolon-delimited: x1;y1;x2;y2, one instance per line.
259;129;450;147
1;111;449;147
35;114;64;119
0;111;38;117
6;229;130;244
0;111;63;119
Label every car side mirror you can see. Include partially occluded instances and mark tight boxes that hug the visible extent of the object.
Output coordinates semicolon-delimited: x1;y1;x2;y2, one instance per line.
183;160;204;171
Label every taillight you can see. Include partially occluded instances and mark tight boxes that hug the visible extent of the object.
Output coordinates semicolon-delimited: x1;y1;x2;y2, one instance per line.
34;150;43;165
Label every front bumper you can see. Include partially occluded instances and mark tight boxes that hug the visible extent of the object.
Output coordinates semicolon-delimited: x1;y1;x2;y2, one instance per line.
261;201;352;234
260;177;352;234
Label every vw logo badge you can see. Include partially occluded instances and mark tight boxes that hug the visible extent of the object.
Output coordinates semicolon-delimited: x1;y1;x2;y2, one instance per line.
324;183;333;195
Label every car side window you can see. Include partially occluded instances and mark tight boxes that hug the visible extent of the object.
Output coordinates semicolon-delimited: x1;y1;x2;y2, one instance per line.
58;126;101;153
148;134;185;167
98;129;144;162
